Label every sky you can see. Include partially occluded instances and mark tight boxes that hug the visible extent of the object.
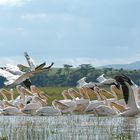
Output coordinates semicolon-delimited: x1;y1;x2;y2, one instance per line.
0;0;140;67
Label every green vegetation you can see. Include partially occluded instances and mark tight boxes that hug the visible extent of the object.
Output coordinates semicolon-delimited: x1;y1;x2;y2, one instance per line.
39;87;72;105
0;64;140;88
31;64;140;87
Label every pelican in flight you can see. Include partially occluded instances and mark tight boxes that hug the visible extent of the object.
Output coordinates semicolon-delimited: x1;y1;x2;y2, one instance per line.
96;74;116;84
77;77;100;88
0;61;53;88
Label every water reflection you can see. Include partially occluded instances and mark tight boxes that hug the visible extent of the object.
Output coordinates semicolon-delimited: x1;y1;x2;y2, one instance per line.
0;115;139;140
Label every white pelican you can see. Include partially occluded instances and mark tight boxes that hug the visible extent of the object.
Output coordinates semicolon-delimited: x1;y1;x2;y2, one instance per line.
96;74;116;84
30;85;49;103
77;77;100;88
68;88;89;113
36;106;61;116
61;90;73;100
52;100;76;114
0;61;53;88
113;75;140;116
110;85;126;106
76;77;88;88
0;88;14;101
1;106;25;116
81;87;105;114
93;105;119;116
12;85;33;106
21;96;43;115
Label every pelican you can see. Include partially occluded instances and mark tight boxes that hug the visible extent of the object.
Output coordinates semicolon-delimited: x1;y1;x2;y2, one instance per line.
110;85;126;106
76;77;88;88
0;67;32;88
93;105;119;116
30;85;49;103
1;106;25;116
113;75;140;116
52;99;76;114
21;96;43;115
61;90;73;100
13;85;33;106
96;74;116;84
36;106;61;116
83;87;105;114
68;88;89;113
77;77;100;88
0;88;14;102
0;61;53;88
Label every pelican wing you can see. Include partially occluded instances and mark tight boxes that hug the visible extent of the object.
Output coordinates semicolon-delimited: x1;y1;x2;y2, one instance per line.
96;74;105;83
31;62;54;74
35;62;46;70
12;71;33;85
0;69;19;85
4;64;23;75
24;52;36;70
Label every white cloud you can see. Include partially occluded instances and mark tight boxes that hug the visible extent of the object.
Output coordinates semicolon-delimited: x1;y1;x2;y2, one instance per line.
56;56;140;67
0;56;140;68
21;13;48;21
0;56;25;66
21;13;78;22
0;0;30;6
0;27;30;37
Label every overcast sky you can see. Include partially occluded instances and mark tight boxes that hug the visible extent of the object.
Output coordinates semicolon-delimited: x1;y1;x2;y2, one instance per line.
0;0;140;67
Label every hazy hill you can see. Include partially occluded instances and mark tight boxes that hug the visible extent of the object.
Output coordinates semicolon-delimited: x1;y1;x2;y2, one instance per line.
99;61;140;70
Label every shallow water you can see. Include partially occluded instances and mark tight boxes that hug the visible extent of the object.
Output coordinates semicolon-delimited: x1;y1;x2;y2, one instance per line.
0;115;139;140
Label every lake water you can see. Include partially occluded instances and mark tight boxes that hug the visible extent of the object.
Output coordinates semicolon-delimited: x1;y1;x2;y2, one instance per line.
0;115;140;140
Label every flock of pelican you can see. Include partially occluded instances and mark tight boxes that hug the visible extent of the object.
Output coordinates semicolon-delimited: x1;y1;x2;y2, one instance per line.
0;52;139;117
0;73;139;117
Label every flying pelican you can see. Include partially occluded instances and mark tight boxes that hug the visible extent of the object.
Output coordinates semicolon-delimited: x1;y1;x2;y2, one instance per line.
96;74;116;84
0;62;53;88
77;77;100;88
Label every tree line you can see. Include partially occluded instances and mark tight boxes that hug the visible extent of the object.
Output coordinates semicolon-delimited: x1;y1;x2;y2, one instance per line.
1;64;140;88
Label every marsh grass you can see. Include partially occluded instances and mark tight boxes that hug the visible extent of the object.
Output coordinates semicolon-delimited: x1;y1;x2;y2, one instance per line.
0;116;139;140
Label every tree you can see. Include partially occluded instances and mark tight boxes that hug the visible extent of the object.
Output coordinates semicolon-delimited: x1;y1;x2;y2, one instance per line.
63;64;73;75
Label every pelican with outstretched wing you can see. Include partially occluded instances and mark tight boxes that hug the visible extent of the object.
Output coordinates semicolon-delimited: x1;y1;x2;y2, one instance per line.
0;62;54;88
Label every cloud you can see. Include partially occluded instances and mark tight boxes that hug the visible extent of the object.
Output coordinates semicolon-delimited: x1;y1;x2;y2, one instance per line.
0;56;140;68
0;56;26;66
57;56;140;67
21;13;78;22
21;13;48;21
0;0;30;6
0;27;30;37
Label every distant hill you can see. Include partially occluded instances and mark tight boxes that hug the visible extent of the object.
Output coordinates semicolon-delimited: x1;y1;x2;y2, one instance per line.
98;61;140;70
